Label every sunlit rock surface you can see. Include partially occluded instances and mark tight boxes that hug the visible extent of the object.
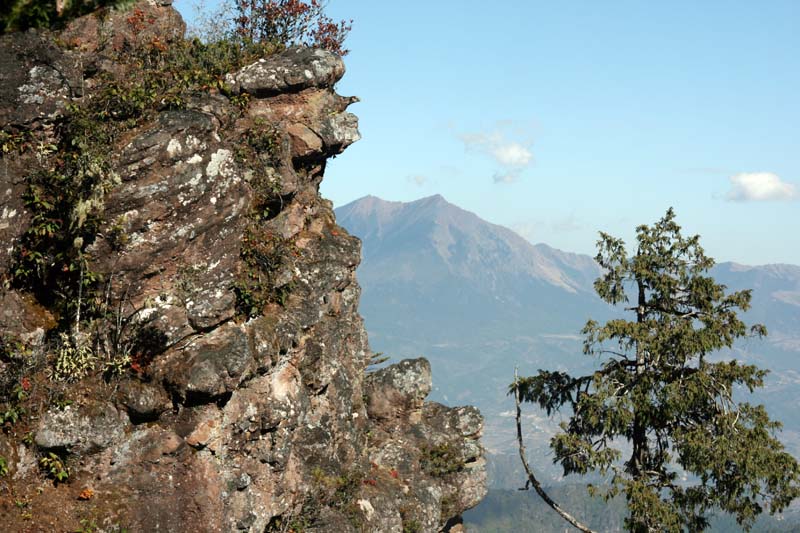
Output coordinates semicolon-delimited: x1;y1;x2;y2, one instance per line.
0;2;485;531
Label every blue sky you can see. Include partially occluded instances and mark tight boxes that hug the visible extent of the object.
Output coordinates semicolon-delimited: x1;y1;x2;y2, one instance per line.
175;0;800;265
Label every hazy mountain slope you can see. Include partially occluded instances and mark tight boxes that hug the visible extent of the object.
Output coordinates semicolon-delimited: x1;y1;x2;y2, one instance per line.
707;262;800;435
712;262;800;357
337;195;612;460
337;195;609;344
337;194;599;293
336;195;800;463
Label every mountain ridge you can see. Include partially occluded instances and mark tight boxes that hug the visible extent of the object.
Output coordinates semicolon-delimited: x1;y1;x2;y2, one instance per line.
339;194;800;313
337;193;603;295
336;194;800;465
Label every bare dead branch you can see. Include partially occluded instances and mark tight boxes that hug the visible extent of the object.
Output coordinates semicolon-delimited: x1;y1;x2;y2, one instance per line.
513;367;598;533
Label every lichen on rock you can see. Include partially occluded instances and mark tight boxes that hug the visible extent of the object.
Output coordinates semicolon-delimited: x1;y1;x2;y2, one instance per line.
0;2;486;531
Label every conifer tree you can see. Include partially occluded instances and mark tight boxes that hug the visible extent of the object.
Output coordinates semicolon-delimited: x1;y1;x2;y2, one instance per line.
513;208;799;532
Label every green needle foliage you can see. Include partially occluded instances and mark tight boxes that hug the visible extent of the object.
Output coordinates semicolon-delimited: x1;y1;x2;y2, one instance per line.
513;208;799;532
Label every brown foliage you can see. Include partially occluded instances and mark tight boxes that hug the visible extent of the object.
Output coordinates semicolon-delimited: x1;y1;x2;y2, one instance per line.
231;0;352;55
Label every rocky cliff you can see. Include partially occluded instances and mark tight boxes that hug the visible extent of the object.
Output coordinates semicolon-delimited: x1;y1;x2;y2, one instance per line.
0;2;485;531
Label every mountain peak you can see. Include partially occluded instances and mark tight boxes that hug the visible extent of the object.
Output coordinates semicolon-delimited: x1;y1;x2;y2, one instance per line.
348;193;450;211
336;195;602;294
416;193;447;204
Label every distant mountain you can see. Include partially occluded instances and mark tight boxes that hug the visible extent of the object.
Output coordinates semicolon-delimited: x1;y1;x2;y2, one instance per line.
708;262;800;436
711;262;800;356
336;195;610;347
336;195;800;471
337;194;600;294
337;195;613;467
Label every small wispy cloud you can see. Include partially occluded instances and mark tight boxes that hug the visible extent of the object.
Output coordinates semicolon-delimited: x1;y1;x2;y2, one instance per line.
492;171;518;184
726;172;797;202
459;125;533;184
407;174;428;186
491;142;533;167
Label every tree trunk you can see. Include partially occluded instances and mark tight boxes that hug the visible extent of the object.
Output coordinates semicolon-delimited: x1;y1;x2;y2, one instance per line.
628;276;650;531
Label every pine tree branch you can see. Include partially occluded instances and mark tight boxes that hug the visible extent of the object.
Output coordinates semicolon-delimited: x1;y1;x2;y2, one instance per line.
513;367;598;533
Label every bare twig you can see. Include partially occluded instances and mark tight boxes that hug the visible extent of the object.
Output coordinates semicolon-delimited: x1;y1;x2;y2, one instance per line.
513;367;597;533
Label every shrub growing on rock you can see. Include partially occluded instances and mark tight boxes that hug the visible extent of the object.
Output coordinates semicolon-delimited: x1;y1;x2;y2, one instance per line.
233;0;350;54
194;0;352;55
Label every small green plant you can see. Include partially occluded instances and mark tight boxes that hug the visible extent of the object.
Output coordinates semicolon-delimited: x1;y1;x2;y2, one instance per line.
1;380;29;427
402;519;421;533
94;288;167;377
234;120;284;221
229;91;250;109
420;443;464;478
106;215;130;251
103;349;131;377
307;466;366;528
0;128;32;156
75;517;99;533
0;334;33;362
52;396;73;410
439;493;459;524
234;228;296;318
400;507;422;533
0;455;8;476
265;513;311;532
244;123;281;158
1;402;25;426
39;451;69;482
54;331;95;381
10;108;114;326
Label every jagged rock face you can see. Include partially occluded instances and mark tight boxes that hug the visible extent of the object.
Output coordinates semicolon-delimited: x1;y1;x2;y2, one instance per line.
0;2;485;532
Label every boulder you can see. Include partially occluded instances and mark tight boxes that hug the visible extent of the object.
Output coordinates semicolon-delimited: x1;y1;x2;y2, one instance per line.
35;403;129;454
226;47;346;96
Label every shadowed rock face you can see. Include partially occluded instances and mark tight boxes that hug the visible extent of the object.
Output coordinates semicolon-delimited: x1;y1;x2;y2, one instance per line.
0;2;485;531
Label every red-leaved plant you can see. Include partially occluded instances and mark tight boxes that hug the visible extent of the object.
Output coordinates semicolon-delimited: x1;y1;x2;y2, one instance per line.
232;0;351;55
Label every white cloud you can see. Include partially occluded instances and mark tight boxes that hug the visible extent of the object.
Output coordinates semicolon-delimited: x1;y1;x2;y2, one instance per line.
459;126;534;184
492;143;532;167
726;172;797;202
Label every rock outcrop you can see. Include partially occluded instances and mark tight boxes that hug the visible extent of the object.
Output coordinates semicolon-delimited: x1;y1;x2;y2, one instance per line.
0;2;485;532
